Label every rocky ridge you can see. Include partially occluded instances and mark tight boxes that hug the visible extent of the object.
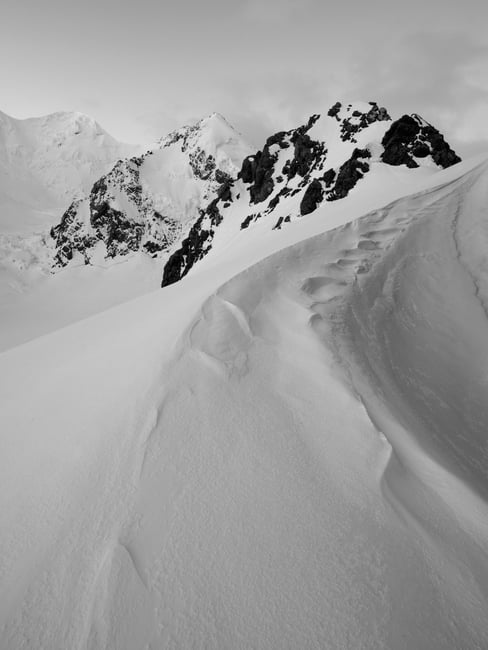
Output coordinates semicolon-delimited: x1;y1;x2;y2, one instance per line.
161;101;461;286
51;113;250;267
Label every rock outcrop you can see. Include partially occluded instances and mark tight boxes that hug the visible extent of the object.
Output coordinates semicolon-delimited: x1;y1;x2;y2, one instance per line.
51;114;251;268
162;102;462;287
381;114;461;169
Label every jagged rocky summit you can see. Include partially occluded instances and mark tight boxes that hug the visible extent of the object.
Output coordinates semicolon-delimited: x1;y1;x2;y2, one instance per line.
46;102;460;282
51;113;251;267
161;101;461;286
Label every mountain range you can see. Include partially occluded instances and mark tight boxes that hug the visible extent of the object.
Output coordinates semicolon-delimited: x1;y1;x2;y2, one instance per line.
1;101;488;649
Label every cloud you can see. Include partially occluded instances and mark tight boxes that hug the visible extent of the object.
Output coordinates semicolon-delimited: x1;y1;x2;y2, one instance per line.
239;0;317;24
134;68;347;148
341;31;488;156
130;27;488;159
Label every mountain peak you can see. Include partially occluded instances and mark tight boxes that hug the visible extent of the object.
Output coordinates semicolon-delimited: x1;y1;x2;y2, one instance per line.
50;112;252;268
161;101;461;286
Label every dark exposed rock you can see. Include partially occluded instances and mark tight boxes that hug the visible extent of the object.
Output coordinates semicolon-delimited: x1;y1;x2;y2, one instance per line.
412;142;430;158
268;193;281;211
327;102;342;119
284;131;326;180
339;102;391;143
421;124;461;168
240;115;324;206
217;179;233;202
300;179;324;216
52;116;245;270
239;148;277;204
322;168;336;187
163;104;461;286
161;171;234;286
240;214;254;230
189;149;216;180
265;132;290;148
381;115;460;169
328;148;371;201
239;156;255;184
52;199;99;266
144;240;166;256
381;115;420;167
161;212;210;287
53;155;183;267
215;168;232;185
251;150;277;203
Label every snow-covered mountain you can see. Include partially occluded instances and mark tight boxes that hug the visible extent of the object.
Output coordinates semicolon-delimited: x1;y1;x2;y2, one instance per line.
3;98;488;648
161;101;460;286
44;101;460;286
1;149;488;648
51;113;252;267
0;101;462;351
0;109;137;234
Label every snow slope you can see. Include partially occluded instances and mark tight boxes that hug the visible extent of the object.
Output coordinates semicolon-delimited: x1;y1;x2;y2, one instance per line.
0;109;137;234
0;112;251;352
0;103;460;356
161;103;460;286
1;155;488;648
0;160;463;353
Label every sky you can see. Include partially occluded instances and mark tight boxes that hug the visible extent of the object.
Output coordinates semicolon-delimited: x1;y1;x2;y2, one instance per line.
1;0;488;157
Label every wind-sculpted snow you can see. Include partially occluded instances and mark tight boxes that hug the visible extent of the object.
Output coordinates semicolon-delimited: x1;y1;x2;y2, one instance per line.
1;158;488;648
341;162;488;495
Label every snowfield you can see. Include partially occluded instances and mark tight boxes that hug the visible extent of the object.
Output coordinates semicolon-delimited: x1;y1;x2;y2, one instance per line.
1;156;488;648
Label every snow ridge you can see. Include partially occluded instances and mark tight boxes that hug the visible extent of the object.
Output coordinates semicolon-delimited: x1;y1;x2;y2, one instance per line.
162;101;461;286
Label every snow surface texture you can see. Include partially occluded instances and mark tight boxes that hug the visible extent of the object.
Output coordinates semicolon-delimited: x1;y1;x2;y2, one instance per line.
1;153;488;648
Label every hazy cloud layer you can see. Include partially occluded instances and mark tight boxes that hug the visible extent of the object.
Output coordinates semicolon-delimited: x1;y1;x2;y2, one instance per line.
0;0;487;157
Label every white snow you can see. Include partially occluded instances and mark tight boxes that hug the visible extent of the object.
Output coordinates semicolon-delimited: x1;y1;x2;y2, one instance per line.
0;111;254;351
0;109;138;233
1;142;488;649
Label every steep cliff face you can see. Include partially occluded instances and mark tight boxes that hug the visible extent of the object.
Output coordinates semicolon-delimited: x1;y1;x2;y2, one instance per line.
52;155;182;267
161;176;235;286
162;101;462;287
51;113;251;267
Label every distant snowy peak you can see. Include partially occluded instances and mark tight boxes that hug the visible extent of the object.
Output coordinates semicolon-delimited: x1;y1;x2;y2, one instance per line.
0;109;136;198
51;114;252;267
160;112;251;175
161;102;461;286
0;109;137;237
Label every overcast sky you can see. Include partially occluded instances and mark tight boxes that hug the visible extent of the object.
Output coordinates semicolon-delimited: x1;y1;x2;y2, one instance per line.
1;0;487;157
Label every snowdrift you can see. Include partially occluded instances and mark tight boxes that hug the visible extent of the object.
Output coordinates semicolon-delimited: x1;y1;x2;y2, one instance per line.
1;158;488;648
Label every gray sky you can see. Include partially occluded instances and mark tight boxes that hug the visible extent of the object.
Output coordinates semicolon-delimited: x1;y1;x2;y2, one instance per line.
2;0;488;157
